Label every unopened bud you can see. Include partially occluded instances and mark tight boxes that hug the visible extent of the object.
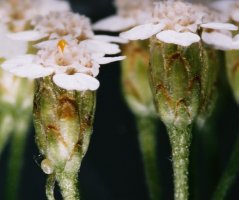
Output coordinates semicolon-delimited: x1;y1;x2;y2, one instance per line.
34;76;96;174
122;41;156;117
149;38;218;127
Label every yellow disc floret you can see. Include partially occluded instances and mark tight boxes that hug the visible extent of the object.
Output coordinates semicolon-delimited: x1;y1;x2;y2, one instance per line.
57;39;68;53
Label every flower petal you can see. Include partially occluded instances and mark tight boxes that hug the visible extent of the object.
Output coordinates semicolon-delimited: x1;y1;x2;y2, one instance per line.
80;40;121;55
232;10;239;22
0;35;27;59
93;56;126;65
53;73;100;91
9;63;54;78
34;40;58;49
2;55;36;71
120;23;165;40
7;30;47;41
201;22;238;31
93;35;128;44
231;34;239;49
156;30;200;46
93;15;136;32
202;31;233;50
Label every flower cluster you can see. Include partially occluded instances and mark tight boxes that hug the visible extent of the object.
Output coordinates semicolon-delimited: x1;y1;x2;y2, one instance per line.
0;0;70;59
120;1;238;50
9;11;94;41
3;38;124;91
0;0;70;32
2;10;125;91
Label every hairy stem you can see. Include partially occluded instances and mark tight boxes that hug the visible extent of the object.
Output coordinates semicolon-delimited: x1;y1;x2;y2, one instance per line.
46;174;56;200
56;172;80;200
167;125;192;200
212;135;239;200
137;116;161;200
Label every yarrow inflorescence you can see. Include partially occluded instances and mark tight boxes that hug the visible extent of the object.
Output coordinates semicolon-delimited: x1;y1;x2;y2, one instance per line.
120;0;238;49
3;10;126;91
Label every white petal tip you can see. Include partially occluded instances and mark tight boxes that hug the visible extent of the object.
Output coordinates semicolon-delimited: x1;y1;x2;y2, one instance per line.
201;22;238;31
53;73;100;91
156;30;200;47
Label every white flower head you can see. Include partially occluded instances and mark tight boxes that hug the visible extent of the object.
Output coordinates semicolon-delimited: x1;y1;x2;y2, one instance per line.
8;11;94;42
0;0;70;59
2;38;125;91
120;0;238;49
93;0;154;32
33;12;94;40
0;0;70;32
211;0;239;23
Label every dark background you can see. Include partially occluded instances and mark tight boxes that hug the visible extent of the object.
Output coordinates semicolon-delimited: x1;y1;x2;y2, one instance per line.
0;0;239;199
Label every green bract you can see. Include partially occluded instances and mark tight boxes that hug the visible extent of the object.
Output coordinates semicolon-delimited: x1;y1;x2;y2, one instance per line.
34;76;96;200
149;38;219;127
121;41;156;117
226;50;239;104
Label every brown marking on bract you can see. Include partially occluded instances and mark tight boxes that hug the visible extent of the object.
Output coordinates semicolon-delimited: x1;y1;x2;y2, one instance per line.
57;96;77;119
166;52;184;73
174;98;191;120
80;115;93;133
156;83;173;107
84;115;92;127
188;75;201;91
47;124;68;148
68;139;83;160
47;124;59;132
170;52;181;60
232;61;239;76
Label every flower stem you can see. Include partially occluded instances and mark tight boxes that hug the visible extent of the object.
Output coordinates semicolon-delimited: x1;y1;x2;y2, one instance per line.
167;125;192;200
56;172;80;200
136;116;161;200
212;135;239;200
46;174;56;200
4;117;30;200
0;115;14;156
